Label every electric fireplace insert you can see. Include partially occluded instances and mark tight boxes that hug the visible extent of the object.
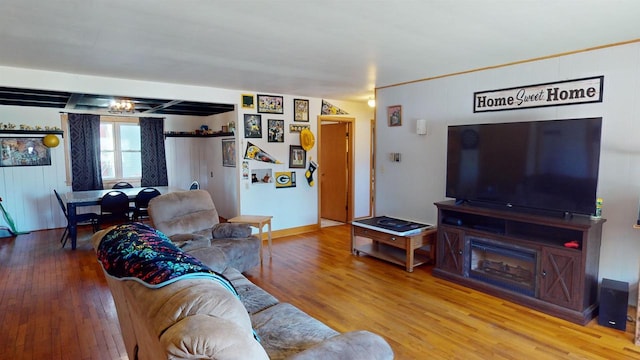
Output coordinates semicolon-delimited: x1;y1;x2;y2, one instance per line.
468;236;537;297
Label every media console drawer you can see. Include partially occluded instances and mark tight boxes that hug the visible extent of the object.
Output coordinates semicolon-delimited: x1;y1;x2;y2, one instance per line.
351;221;437;272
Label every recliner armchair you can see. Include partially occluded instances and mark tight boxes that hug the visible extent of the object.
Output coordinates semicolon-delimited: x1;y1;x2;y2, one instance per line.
147;190;260;273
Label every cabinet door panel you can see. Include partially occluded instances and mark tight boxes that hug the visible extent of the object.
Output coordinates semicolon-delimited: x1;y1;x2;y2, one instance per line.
437;227;465;275
539;247;581;310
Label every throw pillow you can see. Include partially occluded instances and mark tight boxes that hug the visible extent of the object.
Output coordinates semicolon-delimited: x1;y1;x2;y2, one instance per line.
170;233;211;251
212;223;252;238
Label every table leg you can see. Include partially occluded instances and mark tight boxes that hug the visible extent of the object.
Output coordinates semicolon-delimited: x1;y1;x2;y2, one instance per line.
67;203;78;250
258;223;265;263
267;220;272;258
406;238;414;272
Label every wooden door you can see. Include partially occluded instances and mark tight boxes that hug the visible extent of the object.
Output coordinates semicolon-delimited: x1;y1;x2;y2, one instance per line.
320;122;348;222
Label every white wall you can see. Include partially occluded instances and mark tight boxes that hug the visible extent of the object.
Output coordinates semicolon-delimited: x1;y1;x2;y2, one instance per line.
0;66;373;233
236;97;373;231
375;43;640;302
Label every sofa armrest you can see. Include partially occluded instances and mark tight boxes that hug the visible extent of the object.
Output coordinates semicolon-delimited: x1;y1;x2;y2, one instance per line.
288;331;394;360
212;223;252;238
160;314;269;360
169;233;211;251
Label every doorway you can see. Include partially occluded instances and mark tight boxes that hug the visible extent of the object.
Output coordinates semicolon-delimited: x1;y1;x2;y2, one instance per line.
318;116;354;225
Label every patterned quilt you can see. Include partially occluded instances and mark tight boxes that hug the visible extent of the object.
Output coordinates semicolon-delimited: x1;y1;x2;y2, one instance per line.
96;222;237;295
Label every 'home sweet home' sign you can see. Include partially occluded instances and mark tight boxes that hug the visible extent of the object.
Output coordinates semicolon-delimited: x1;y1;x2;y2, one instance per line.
473;76;603;112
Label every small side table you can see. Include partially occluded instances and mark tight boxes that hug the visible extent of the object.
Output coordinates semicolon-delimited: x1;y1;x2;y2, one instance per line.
351;217;436;272
228;215;273;262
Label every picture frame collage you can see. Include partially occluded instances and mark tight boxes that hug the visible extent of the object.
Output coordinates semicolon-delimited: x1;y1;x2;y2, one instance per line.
239;94;310;186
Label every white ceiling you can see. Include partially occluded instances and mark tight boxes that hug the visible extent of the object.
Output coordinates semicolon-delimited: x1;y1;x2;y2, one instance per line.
1;0;639;103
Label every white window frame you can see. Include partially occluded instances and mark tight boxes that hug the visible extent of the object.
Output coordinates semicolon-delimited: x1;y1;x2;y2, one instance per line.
100;117;141;187
61;114;143;187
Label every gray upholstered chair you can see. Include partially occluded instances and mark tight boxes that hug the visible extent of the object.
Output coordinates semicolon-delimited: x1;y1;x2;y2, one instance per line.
147;190;260;272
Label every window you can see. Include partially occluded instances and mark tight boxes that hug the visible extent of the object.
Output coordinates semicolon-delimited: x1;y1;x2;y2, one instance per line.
100;120;141;181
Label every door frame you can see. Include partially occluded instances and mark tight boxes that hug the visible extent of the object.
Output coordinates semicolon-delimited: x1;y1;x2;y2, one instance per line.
369;118;375;218
317;115;355;225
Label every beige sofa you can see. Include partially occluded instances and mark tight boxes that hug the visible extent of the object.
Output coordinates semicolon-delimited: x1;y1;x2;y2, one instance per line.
92;224;394;360
148;189;260;273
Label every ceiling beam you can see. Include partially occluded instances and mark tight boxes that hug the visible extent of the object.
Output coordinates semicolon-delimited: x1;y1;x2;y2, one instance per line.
142;99;183;114
65;93;83;109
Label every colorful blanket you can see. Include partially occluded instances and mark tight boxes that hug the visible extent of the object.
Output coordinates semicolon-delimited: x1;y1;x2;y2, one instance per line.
96;222;237;295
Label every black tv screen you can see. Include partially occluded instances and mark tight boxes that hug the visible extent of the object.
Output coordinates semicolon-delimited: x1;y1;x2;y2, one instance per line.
446;117;602;216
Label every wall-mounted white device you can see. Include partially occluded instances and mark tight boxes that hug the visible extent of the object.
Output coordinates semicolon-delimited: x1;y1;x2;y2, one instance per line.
416;119;427;135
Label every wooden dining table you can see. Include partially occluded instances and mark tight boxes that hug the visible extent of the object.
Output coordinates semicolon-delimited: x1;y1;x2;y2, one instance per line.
62;186;183;249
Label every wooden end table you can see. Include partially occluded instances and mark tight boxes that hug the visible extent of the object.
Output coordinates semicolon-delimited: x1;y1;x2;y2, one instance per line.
228;215;273;262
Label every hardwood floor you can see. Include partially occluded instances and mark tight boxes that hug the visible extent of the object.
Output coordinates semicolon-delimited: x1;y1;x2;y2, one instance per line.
1;224;639;359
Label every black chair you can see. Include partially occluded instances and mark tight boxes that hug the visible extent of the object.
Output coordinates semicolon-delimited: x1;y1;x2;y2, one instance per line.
189;181;200;190
112;182;134;189
99;190;131;228
112;182;136;212
132;187;161;221
54;189;98;248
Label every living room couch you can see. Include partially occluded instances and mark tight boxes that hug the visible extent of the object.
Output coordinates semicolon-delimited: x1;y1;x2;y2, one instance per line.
147;189;260;273
92;223;394;360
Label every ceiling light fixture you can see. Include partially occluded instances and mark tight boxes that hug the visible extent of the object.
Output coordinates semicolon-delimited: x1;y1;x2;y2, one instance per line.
108;99;135;113
367;97;376;108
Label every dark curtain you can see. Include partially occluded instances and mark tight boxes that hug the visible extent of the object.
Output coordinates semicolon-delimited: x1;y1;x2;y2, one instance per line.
69;113;103;191
140;117;168;186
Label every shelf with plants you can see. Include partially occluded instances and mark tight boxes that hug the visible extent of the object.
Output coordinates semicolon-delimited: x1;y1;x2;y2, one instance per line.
0;129;64;137
164;132;234;138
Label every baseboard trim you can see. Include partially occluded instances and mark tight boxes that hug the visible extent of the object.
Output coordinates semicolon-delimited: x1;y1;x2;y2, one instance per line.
259;223;321;240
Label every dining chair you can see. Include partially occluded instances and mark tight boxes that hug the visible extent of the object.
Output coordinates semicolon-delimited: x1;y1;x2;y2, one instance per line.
189;181;200;190
132;187;161;221
112;182;134;189
99;190;131;229
54;189;98;248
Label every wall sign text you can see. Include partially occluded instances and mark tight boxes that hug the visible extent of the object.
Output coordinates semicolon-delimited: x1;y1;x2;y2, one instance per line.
473;76;604;112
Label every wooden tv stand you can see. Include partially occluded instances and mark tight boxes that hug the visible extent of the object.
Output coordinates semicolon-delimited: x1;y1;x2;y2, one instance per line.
433;200;605;325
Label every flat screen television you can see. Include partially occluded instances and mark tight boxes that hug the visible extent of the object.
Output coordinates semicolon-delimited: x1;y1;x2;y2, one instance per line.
446;117;602;216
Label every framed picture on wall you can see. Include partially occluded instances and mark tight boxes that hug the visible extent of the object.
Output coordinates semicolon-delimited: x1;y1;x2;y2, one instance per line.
275;171;296;188
289;124;310;133
221;139;236;167
289;145;306;169
0;137;51;167
293;98;309;122
267;119;284;143
387;105;402;127
257;94;284;114
243;114;262;138
241;94;254;109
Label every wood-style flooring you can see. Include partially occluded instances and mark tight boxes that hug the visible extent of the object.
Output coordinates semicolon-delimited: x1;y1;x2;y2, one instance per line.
1;224;639;359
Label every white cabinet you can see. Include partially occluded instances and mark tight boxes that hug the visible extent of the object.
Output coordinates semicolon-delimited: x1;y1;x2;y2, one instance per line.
164;136;238;219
